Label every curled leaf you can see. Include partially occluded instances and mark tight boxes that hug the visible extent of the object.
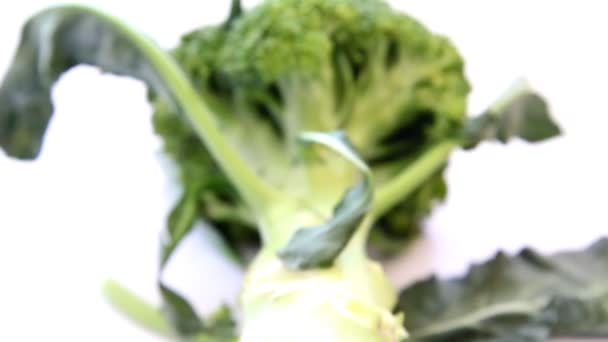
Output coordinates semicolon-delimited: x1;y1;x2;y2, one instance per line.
0;6;178;158
279;131;373;269
158;187;239;340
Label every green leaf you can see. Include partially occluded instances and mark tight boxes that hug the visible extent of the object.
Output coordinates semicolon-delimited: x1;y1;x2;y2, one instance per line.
0;6;174;158
396;238;608;341
463;80;561;149
104;280;238;342
194;305;239;342
158;186;241;338
157;187;207;337
0;6;247;337
157;189;202;337
159;283;204;336
224;0;243;29
279;131;373;269
161;187;199;265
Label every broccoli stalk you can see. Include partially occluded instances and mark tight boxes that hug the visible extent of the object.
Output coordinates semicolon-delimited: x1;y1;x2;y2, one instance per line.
0;4;407;340
0;1;560;341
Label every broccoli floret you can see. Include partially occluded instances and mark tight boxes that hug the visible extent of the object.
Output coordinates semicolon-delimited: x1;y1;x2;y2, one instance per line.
152;0;469;256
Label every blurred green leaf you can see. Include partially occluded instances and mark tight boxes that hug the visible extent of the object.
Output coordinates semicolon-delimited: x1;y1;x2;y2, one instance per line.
397;238;608;341
464;81;561;149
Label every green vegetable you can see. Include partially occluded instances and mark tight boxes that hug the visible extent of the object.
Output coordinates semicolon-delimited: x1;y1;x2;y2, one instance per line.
148;0;563;257
396;238;608;341
0;1;581;341
150;0;475;256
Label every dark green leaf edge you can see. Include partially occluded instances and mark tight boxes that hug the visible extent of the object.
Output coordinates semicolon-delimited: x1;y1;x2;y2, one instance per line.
0;6;176;158
158;188;238;340
279;131;373;269
104;280;237;342
463;80;561;149
397;238;608;342
0;6;240;338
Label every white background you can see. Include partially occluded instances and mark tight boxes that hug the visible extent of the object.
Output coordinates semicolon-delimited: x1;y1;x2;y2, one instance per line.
0;1;606;341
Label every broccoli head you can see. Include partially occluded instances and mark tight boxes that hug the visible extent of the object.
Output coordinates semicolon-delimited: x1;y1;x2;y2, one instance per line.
151;0;469;256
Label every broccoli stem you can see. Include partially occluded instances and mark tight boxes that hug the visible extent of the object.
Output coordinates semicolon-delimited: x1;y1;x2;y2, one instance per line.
89;7;283;212
104;280;239;341
1;5;284;214
103;280;173;337
371;140;459;218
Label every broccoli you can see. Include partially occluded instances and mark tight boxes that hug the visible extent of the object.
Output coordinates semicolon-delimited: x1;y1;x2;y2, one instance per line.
152;0;471;256
0;1;563;341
